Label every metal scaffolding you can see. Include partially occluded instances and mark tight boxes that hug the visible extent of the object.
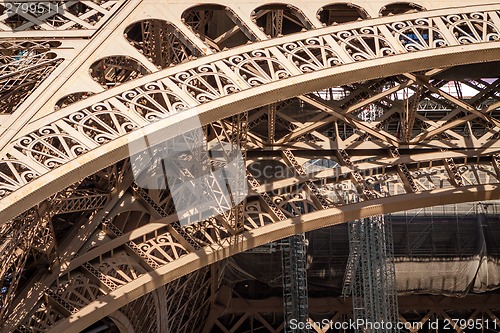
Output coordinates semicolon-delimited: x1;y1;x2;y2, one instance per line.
344;216;399;332
281;234;309;332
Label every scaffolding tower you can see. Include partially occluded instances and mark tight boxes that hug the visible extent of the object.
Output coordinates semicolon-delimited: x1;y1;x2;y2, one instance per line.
281;234;309;332
344;216;399;333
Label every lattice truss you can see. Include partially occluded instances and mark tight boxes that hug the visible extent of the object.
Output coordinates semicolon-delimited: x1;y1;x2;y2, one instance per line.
0;0;125;115
3;71;500;332
0;41;62;114
1;2;500;332
345;216;399;333
205;291;500;333
0;0;122;31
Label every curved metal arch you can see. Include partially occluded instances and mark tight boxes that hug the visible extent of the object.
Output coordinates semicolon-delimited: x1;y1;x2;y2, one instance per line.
109;311;136;333
48;183;500;333
8;146;500;330
2;42;500;222
180;1;250;17
317;2;371;23
251;1;314;29
1;4;500;223
20;152;484;270
181;2;230;12
4;3;500;332
180;2;257;47
123;18;202;61
88;55;151;87
28;151;497;279
379;2;427;16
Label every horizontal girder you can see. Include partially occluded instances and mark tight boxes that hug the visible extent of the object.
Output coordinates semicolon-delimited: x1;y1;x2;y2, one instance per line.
207;292;500;332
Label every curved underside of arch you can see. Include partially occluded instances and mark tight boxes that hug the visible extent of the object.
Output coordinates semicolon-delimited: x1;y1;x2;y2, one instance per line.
49;183;500;332
2;4;500;220
3;3;500;333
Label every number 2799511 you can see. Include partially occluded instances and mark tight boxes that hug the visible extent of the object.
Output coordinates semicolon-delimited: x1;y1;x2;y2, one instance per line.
4;2;59;15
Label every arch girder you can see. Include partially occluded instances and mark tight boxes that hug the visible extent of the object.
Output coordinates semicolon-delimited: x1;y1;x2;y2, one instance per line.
47;182;500;333
2;5;500;222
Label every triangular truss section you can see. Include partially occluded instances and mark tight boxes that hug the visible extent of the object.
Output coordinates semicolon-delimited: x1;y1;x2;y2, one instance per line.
0;0;123;32
0;41;63;114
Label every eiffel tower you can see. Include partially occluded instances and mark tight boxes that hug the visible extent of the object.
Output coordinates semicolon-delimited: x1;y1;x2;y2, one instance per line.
1;1;500;332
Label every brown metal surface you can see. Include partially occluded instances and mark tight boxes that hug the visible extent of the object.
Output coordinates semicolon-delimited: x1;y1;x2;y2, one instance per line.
1;2;500;332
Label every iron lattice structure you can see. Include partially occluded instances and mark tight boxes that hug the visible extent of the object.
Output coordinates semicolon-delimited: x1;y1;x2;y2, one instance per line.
346;216;399;333
281;234;309;332
0;1;500;332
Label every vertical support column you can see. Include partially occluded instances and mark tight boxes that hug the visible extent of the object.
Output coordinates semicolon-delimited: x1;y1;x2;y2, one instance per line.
348;219;365;328
346;216;399;333
229;112;248;231
265;9;284;37
267;103;276;145
281;233;309;333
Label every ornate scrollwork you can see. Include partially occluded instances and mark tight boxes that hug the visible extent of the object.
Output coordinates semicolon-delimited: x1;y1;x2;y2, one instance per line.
138;233;188;265
444;12;500;44
183;218;229;246
273;190;317;217
333;27;396;60
0;160;39;197
65;107;139;144
244;201;274;229
55;274;101;309
118;81;190;121
388;18;448;51
224;49;292;86
171;64;240;102
2;6;500;208
5;6;500;333
14;125;90;169
95;253;143;286
280;37;343;72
